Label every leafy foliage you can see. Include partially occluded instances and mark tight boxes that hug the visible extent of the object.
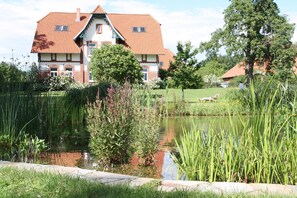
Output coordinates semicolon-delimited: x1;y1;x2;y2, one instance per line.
0;61;26;83
197;60;225;78
87;84;161;166
87;83;135;165
200;0;297;81
45;76;73;91
90;44;143;84
134;94;161;166
168;41;203;99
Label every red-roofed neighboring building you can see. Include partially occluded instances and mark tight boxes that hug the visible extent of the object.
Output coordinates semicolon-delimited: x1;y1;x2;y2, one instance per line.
31;5;168;83
222;60;297;82
159;48;175;70
222;61;274;82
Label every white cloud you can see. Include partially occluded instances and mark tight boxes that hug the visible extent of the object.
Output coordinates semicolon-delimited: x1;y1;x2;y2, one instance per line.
1;0;297;64
0;0;106;61
107;0;225;54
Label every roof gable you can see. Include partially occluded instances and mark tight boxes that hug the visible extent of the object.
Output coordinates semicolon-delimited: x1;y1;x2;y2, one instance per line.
92;5;106;14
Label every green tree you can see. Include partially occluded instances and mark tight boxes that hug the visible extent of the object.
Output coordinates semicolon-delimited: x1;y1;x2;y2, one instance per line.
200;0;297;82
169;41;203;100
0;61;25;83
90;44;143;84
197;60;225;78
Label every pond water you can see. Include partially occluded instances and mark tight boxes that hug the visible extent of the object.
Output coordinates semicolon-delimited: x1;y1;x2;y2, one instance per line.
44;116;234;180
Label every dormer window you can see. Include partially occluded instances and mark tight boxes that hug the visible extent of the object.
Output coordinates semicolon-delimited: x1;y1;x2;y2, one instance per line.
132;27;146;33
55;25;68;32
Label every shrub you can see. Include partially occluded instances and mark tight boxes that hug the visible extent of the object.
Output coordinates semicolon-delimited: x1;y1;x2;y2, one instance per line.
228;75;246;87
0;133;46;162
134;97;161;166
145;78;165;89
87;83;161;166
87;83;135;165
46;76;74;91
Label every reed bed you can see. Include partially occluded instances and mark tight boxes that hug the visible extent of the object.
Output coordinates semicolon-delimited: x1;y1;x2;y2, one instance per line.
0;83;92;159
172;82;297;184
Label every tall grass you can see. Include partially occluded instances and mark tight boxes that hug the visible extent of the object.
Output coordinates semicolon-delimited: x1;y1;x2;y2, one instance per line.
172;81;297;184
0;82;97;160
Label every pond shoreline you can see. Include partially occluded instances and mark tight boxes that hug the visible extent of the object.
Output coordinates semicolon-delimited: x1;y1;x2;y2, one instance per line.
0;161;296;196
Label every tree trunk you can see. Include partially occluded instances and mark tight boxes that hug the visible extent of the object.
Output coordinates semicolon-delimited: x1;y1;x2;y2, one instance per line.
245;60;254;85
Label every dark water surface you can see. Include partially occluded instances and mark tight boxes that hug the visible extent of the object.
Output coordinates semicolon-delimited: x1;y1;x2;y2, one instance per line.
45;116;234;180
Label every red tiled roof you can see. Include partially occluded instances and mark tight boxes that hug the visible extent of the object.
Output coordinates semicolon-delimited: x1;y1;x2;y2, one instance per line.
92;5;106;14
108;14;164;54
31;12;90;53
222;62;267;80
31;5;164;55
159;48;175;70
222;60;297;80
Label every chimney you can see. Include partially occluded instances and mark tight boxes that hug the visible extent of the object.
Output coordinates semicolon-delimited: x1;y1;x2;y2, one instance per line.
76;8;80;22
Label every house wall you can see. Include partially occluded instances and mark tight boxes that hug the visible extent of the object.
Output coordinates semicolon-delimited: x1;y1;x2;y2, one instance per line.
141;63;159;82
135;54;158;63
38;61;84;82
40;54;51;61
57;54;64;61
81;17;116;82
40;53;80;62
147;55;158;62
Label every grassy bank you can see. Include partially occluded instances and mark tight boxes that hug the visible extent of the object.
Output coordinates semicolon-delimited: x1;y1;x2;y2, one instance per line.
0;167;291;198
148;88;241;116
151;88;233;103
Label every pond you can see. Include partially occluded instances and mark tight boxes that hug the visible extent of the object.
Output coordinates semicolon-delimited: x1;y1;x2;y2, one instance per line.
43;116;236;180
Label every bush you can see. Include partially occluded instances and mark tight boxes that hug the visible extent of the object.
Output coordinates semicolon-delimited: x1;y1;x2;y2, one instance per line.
87;83;161;166
46;76;74;91
0;133;46;162
228;75;246;87
134;97;161;166
145;79;166;89
87;83;135;165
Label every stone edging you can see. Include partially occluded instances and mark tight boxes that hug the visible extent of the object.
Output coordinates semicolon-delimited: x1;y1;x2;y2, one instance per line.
0;161;296;196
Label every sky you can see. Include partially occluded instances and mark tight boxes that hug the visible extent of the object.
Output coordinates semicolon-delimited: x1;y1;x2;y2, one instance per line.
1;0;297;66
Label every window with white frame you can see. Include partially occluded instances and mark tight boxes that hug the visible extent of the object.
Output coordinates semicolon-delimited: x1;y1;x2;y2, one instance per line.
65;68;73;77
142;68;148;82
50;68;58;77
96;24;102;34
89;70;93;81
88;42;96;56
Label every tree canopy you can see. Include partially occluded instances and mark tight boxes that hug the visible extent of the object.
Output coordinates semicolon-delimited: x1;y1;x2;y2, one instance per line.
0;61;25;83
169;41;203;100
200;0;297;82
90;44;143;84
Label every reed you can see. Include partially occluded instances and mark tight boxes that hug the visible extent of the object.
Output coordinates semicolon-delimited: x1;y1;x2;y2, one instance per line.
172;81;297;184
0;82;90;159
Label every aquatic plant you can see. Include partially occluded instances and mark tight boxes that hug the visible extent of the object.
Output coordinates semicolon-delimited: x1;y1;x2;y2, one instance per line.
172;81;297;184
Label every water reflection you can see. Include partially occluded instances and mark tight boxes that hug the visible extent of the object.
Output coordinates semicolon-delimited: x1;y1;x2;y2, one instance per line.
45;116;234;180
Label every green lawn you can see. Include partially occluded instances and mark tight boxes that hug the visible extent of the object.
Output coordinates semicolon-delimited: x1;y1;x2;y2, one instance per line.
146;88;241;116
0;167;291;198
150;87;235;103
